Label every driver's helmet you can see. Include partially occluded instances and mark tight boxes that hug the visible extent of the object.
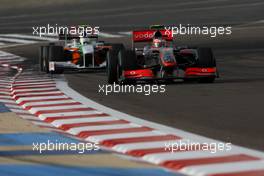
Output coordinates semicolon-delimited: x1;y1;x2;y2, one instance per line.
70;38;80;48
153;38;162;47
80;35;98;46
152;31;165;47
80;37;90;45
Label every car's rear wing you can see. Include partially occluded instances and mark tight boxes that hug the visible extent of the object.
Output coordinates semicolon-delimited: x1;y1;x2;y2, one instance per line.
58;33;78;40
132;29;173;49
58;33;98;40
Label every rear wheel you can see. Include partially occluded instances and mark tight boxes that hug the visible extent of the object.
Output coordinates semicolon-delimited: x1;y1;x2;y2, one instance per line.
48;45;64;74
39;46;44;72
39;44;63;73
42;46;50;73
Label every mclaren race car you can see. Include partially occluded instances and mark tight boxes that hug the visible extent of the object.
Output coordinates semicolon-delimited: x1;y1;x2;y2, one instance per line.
107;26;218;84
39;27;124;74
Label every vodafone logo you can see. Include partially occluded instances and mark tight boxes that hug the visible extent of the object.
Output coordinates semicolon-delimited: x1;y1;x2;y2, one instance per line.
133;30;173;41
134;32;154;39
202;68;208;72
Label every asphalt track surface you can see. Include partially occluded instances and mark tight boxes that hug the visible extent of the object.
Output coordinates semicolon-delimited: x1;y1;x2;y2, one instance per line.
1;0;264;152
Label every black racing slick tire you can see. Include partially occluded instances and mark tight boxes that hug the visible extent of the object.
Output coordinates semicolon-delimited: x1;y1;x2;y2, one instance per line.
121;50;138;71
48;45;64;62
39;44;63;74
48;45;64;74
42;46;50;73
39;46;44;72
106;44;125;84
117;49;139;85
196;47;216;83
196;47;216;68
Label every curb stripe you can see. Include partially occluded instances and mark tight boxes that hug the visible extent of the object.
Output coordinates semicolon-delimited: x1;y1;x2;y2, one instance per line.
68;123;142;135
16;96;68;103
22;99;77;107
210;170;264;176
13;91;63;97
184;160;264;176
87;131;166;143
25;102;81;110
77;127;153;138
101;135;181;147
127;143;210;157
161;154;259;170
18;97;72;105
12;83;55;88
12;85;55;90
12;87;58;92
51;116;118;126
113;140;181;153
60;119;129;130
14;92;64;99
127;148;180;157
29;104;88;113
14;80;53;84
44;113;110;122
38;111;100;120
35;107;94;115
12;82;54;86
12;89;60;95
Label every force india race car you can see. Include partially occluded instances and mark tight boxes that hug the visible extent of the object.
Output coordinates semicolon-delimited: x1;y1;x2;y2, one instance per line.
107;27;218;84
39;28;124;74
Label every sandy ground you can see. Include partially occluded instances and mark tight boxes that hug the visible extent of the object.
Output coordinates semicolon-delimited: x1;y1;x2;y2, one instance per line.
0;112;48;133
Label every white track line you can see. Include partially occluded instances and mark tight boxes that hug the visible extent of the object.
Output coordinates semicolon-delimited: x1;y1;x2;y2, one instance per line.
0;34;56;41
0;37;37;44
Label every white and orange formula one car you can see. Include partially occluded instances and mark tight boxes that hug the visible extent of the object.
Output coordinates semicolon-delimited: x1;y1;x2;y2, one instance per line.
39;26;124;74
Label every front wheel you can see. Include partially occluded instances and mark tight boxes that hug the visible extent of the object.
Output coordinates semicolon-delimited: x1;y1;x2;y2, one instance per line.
196;47;216;83
106;44;125;84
